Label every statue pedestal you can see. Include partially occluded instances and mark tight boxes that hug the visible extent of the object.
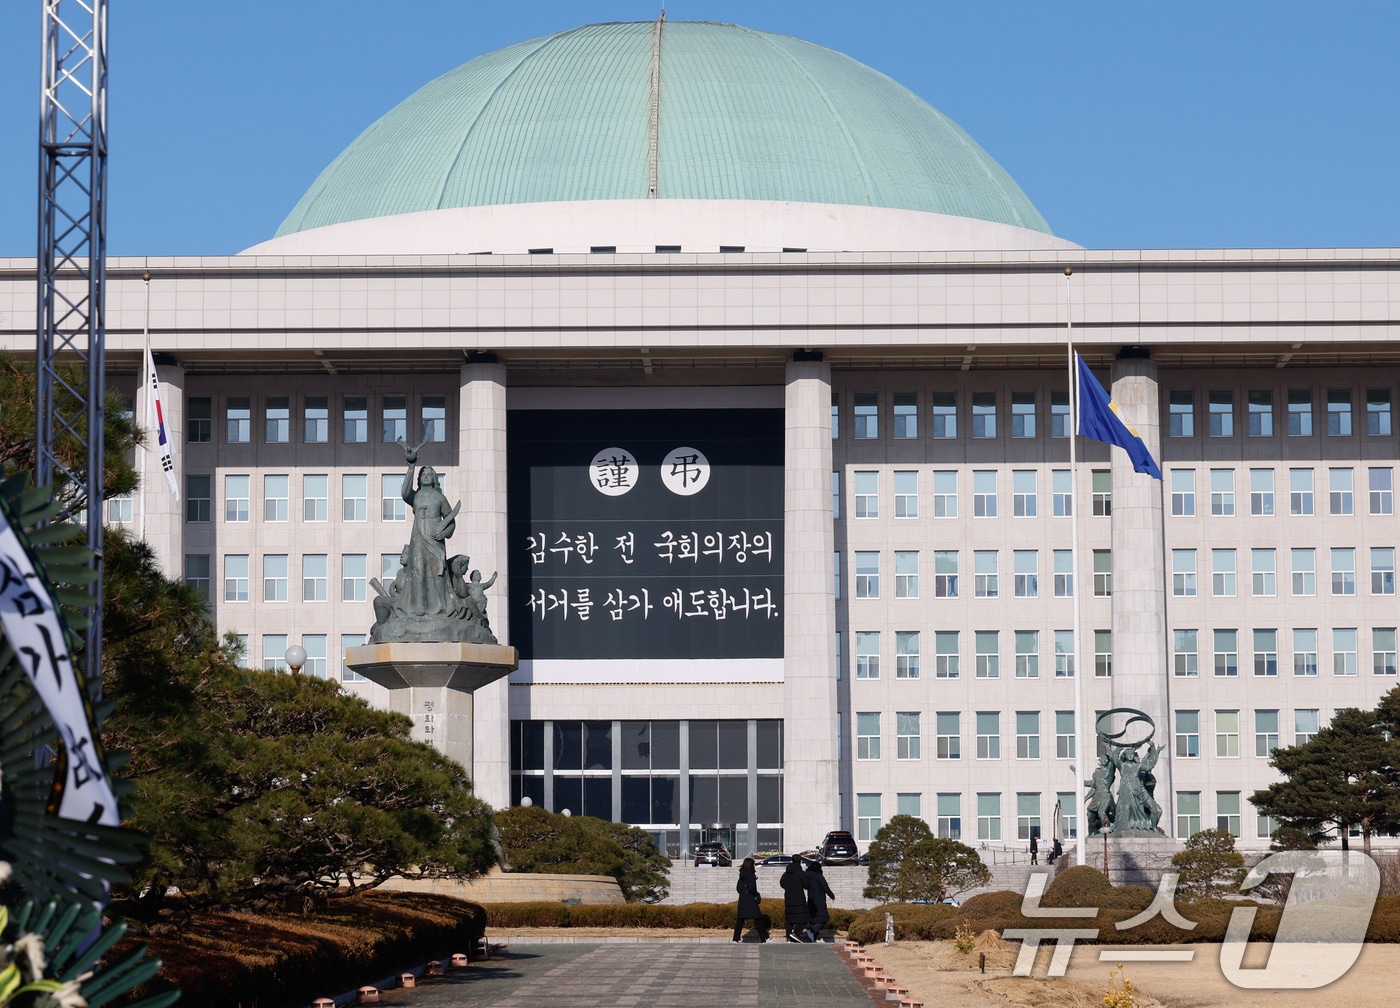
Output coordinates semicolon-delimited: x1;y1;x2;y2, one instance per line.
345;641;518;777
1082;835;1183;888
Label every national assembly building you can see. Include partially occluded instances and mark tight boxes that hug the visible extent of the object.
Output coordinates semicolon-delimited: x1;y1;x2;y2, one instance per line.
3;19;1397;859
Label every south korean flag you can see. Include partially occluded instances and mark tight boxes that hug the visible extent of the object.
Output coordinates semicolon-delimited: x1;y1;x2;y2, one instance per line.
144;343;180;501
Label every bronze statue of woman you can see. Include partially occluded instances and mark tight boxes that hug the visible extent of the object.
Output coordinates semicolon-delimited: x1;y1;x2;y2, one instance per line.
397;438;461;616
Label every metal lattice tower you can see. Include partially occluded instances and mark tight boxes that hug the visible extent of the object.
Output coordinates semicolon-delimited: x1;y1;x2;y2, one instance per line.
36;0;108;681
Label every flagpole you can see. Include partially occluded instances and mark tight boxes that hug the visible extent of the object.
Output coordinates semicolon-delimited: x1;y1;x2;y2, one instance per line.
1065;266;1088;867
139;274;151;541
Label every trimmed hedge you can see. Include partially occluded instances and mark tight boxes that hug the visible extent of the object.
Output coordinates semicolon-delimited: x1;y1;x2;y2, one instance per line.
482;900;859;931
845;869;1308;946
847;903;958;944
116;891;487;1008
485;872;1400;944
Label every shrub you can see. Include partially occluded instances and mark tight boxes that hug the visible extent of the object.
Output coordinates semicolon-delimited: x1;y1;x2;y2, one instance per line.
479;900;859;931
568;903;659;927
482;902;573;928
1367;894;1400;942
846;902;958;944
120;892;485;1008
953;923;975;954
1103;964;1137;1008
1039;866;1113;907
828;907;860;931
947;890;1027;937
1172;829;1246;900
493;806;670;902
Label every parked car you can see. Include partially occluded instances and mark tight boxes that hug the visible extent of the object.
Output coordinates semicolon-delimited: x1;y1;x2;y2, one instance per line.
693;842;733;867
818;830;860;865
759;854;793;866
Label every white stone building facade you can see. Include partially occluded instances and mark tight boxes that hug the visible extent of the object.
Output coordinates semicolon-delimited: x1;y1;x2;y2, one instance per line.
3;20;1398;858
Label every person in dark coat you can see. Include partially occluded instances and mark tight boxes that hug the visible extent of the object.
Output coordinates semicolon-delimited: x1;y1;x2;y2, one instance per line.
1051;837;1064;863
1029;833;1039;865
780;858;812;941
732;857;771;943
804;860;835;942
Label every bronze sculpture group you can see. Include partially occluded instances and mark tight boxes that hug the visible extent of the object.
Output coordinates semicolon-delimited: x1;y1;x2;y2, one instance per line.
369;439;499;645
1084;708;1164;836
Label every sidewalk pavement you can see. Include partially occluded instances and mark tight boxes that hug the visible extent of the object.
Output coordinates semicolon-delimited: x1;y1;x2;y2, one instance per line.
372;940;877;1007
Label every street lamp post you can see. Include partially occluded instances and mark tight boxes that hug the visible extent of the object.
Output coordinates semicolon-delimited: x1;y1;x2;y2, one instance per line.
285;644;307;675
1100;825;1111;876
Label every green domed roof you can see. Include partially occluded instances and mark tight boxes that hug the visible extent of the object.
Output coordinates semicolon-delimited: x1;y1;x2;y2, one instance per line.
276;21;1051;237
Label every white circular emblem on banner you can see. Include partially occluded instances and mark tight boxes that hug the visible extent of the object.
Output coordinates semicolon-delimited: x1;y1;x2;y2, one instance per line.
590;447;639;496
660;446;711;496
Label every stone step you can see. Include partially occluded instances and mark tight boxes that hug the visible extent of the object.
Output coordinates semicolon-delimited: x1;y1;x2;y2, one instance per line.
661;862;879;910
663;853;1060;909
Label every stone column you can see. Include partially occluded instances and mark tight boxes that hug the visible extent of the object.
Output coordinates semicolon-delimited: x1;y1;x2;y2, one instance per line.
134;356;184;580
1109;349;1173;834
383;684;476;770
782;357;839;850
460;360;511;808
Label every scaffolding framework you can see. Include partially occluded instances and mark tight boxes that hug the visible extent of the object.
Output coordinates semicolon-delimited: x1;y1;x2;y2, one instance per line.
36;0;108;680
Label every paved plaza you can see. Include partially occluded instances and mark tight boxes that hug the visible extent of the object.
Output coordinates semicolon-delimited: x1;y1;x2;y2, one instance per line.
376;942;878;1007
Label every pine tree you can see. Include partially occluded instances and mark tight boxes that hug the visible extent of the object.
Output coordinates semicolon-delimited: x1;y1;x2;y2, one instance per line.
1171;828;1245;900
1250;706;1400;854
862;815;990;903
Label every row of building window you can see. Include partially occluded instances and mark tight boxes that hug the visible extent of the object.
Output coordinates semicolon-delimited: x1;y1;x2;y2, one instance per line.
832;387;1394;442
510;719;784;772
1167;388;1392;438
854;790;1285;845
832;466;1395;521
838;625;1400;680
187;552;405;604
835;469;1109;520
851;707;1334;768
1171;547;1396;597
839;549;1105;600
1172;708;1326;759
1169;467;1394;517
833;390;1068;441
508;720;784;836
231;632;367;682
187;394;449;446
853;791;1075;843
1172;627;1399;677
853;710;1078;762
838;629;1112;679
184;473;424;524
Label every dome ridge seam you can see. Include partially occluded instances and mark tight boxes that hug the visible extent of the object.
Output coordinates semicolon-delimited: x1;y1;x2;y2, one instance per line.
427;28;578;211
734;25;878;207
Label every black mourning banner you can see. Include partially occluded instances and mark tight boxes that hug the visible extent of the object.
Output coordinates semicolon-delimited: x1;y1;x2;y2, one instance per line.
507;408;784;660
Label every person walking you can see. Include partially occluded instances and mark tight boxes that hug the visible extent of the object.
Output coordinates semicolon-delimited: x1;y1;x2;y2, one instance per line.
732;857;771;943
780;857;813;942
1029;833;1039;865
1051;837;1063;863
804;860;835;943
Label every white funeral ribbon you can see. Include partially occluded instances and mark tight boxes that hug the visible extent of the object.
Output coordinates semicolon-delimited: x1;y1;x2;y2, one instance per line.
0;506;119;826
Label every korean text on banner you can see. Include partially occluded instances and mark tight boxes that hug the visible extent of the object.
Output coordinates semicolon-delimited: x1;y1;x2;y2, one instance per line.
0;506;119;825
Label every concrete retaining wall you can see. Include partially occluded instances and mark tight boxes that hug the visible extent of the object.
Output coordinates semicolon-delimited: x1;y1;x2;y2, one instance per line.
381;869;625;904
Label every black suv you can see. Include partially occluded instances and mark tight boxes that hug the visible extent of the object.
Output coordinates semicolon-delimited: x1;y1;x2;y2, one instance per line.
693;842;733;867
818;830;859;865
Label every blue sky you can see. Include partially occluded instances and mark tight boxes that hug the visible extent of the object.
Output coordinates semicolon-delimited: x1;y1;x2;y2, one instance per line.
0;1;1396;255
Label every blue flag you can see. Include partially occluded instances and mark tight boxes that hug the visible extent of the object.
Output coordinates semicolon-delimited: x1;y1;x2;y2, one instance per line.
1075;354;1163;479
